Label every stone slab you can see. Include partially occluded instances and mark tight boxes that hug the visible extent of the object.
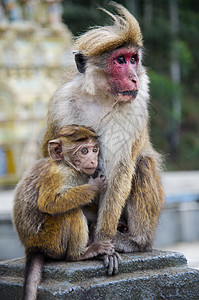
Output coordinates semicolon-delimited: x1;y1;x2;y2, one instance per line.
0;250;199;299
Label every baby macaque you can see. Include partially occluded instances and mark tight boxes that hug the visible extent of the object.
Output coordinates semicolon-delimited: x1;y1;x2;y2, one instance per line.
13;125;113;300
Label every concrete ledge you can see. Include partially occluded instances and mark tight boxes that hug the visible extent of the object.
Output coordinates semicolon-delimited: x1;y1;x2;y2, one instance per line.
0;250;199;299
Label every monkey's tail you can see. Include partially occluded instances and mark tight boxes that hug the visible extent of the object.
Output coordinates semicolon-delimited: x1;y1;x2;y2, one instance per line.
23;250;44;300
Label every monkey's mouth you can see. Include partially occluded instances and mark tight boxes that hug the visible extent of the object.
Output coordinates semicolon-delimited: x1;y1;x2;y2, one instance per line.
83;168;96;175
119;90;138;97
118;90;138;100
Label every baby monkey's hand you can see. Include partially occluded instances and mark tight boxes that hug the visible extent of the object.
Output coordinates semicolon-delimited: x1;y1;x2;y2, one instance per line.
89;173;107;191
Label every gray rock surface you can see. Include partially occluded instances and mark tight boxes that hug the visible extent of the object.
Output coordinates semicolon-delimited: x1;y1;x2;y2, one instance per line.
0;250;199;299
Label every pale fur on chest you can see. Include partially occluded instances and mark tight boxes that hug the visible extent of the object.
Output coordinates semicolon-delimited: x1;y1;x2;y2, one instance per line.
51;70;149;176
54;99;148;179
97;98;148;177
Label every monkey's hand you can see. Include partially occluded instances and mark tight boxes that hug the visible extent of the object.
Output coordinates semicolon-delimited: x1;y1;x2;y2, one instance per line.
92;168;102;179
89;173;107;191
78;240;114;261
90;240;114;256
103;252;122;276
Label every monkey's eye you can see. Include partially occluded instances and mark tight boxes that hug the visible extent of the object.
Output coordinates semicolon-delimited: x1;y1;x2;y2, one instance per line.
116;55;126;64
93;147;98;153
131;56;136;64
81;148;88;154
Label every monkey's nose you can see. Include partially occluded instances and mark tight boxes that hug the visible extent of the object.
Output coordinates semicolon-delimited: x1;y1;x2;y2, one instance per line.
131;78;137;84
128;71;138;87
129;77;138;90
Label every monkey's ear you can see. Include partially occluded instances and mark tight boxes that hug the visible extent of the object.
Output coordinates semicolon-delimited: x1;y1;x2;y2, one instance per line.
48;139;63;161
73;51;87;73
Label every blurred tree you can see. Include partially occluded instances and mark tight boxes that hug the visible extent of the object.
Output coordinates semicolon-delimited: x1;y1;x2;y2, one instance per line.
169;0;181;155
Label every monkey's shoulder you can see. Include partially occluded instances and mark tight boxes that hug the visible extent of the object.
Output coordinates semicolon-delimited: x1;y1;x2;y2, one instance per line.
56;165;89;190
14;159;48;196
34;159;89;196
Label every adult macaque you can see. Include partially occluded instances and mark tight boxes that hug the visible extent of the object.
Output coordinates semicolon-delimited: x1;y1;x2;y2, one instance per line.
13;125;114;300
41;3;164;274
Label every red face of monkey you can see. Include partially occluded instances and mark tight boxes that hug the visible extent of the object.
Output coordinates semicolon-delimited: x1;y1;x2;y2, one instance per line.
107;48;139;102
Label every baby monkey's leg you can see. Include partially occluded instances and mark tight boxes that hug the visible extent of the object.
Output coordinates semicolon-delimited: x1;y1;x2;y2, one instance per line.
66;209;114;261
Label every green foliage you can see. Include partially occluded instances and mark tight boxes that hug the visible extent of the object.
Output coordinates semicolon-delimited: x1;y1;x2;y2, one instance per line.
179;9;199;97
62;4;101;36
149;71;180;148
62;0;128;36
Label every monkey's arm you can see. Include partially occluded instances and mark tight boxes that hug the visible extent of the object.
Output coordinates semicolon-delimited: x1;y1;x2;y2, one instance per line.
37;183;100;215
95;137;144;242
92;164;132;276
113;155;164;252
95;159;135;241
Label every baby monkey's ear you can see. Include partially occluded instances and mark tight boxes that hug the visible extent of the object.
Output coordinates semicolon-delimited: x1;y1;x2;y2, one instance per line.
73;51;87;73
48;139;63;161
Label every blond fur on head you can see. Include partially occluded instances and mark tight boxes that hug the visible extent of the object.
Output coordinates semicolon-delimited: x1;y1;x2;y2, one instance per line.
58;125;98;142
75;2;143;57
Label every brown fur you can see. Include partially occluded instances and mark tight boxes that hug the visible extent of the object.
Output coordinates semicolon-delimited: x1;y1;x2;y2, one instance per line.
112;156;164;253
41;3;164;275
13;156;111;259
13;126;113;299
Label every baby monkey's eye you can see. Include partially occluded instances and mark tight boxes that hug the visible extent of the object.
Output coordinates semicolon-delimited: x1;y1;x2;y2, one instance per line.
81;148;88;154
93;147;98;153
